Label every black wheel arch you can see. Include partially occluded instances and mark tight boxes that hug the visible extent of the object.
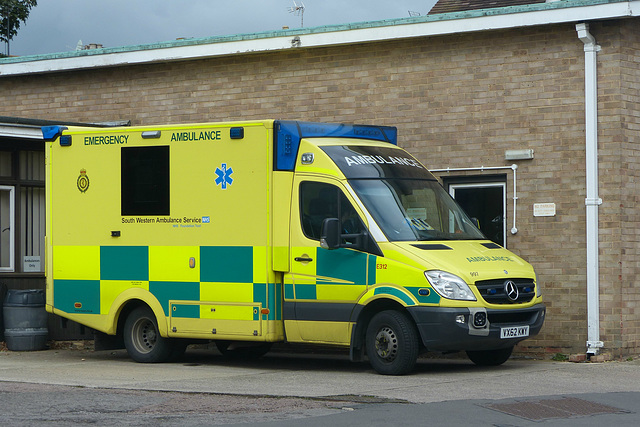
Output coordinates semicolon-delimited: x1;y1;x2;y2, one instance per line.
349;298;420;362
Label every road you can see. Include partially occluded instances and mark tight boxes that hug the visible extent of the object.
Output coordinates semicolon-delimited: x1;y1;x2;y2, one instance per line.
0;345;639;426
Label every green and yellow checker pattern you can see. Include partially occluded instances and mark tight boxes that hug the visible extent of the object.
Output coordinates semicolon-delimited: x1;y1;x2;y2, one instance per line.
285;247;441;306
285;247;376;301
52;245;281;338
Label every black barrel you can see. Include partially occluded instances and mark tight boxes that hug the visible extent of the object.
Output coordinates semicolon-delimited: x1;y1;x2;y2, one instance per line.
3;289;48;351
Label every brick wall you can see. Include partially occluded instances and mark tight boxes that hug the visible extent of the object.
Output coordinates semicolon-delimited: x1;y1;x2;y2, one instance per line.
1;19;638;357
609;19;640;356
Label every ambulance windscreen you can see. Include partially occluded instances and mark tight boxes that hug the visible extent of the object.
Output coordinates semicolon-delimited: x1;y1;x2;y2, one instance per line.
349;178;486;241
322;146;485;242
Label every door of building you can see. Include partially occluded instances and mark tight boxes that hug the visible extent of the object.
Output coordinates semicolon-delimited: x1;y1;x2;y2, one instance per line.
448;181;506;247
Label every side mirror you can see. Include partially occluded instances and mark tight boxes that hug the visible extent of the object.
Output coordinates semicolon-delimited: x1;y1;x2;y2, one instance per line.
320;218;341;250
470;217;481;229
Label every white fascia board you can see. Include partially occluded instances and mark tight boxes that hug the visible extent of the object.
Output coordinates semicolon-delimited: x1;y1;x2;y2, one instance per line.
0;36;298;76
0;125;44;140
299;1;638;46
1;1;638;77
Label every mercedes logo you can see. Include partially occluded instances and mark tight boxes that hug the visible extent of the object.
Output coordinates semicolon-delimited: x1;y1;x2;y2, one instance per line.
504;280;519;301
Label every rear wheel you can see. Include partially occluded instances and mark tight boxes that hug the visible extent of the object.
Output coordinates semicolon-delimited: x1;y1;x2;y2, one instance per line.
466;346;514;366
124;306;173;363
365;310;419;375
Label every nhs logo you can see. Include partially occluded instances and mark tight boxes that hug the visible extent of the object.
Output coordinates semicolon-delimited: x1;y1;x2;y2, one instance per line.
202;216;210;223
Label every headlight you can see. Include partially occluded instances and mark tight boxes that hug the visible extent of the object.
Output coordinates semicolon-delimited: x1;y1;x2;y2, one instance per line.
425;270;476;301
535;273;541;298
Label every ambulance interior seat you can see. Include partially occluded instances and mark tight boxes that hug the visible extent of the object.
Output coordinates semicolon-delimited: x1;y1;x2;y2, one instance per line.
304;197;331;239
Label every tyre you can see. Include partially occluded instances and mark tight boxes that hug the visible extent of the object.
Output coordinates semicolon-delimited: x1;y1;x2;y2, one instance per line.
466;346;514;366
124;306;174;363
215;341;272;359
365;310;420;375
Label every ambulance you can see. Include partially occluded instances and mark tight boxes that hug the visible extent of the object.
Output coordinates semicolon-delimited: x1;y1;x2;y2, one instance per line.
42;120;545;375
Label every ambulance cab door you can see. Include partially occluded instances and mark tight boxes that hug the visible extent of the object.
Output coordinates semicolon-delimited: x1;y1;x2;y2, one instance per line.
286;178;375;345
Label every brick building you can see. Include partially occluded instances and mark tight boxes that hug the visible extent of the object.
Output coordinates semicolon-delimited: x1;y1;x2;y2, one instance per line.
1;0;639;357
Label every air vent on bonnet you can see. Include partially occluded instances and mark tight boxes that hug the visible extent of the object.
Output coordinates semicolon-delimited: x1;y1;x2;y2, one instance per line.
412;244;452;250
481;242;502;249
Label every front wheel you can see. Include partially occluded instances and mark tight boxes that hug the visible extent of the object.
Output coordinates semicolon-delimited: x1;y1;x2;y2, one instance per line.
124;306;174;363
466;346;514;366
365;310;420;375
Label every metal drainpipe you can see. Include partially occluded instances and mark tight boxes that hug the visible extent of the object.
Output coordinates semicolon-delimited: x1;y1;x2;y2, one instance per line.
576;23;603;356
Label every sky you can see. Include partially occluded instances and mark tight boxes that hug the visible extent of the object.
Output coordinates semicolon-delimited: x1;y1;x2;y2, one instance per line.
7;0;439;56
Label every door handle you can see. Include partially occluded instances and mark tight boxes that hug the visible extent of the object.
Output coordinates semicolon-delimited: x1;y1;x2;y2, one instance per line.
294;256;313;262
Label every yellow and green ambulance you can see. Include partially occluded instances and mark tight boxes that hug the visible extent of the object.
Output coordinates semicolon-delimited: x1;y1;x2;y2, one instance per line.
42;120;545;375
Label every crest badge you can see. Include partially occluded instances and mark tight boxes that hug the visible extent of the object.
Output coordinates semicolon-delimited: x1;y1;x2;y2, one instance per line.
77;169;90;193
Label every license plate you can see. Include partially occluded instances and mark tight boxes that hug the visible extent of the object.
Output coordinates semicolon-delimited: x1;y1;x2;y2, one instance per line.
500;326;529;339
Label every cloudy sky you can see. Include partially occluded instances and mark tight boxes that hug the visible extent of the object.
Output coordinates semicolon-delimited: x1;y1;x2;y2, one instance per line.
8;0;439;56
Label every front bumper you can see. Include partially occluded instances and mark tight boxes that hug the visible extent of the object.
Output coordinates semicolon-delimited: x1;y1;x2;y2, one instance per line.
407;303;545;352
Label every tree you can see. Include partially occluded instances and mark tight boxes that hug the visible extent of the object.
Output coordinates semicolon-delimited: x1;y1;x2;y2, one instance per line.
1;0;37;56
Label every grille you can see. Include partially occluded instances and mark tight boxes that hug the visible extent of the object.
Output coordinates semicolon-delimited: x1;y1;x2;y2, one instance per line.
474;278;535;304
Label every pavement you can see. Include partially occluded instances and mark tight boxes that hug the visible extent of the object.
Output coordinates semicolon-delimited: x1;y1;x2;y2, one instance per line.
1;344;639;425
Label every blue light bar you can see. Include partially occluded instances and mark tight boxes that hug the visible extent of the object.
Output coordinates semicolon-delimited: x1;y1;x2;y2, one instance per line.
274;121;397;171
42;125;68;142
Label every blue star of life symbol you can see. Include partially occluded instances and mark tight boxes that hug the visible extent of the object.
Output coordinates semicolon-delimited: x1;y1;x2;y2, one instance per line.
215;163;234;189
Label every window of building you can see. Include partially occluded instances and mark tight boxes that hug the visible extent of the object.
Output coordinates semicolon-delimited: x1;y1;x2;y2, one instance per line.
121;146;170;216
0;186;15;272
445;176;507;247
0;149;45;273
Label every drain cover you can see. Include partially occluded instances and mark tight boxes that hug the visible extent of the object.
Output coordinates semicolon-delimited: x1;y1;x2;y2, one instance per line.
485;397;626;421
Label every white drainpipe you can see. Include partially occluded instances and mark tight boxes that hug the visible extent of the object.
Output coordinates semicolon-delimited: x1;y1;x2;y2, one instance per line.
576;23;603;356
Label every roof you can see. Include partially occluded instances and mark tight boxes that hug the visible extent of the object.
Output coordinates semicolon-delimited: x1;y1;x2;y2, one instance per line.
429;0;547;15
0;116;130;140
0;0;638;77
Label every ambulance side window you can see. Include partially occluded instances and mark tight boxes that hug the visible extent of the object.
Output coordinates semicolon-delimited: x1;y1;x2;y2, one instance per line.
121;146;170;216
299;182;366;240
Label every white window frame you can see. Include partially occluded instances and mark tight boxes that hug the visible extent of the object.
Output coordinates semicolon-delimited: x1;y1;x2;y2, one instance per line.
0;185;15;272
449;182;507;247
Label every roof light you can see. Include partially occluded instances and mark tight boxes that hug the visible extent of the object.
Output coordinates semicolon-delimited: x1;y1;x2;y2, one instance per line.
230;127;244;139
141;130;161;139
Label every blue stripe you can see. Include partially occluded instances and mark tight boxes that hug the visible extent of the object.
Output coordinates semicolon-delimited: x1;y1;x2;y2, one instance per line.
150;281;200;316
368;255;377;285
284;283;295;300
171;304;200;319
54;279;100;314
406;287;441;304
200;246;253;283
100;246;148;281
295;284;316;300
374;286;415;306
317;248;368;285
